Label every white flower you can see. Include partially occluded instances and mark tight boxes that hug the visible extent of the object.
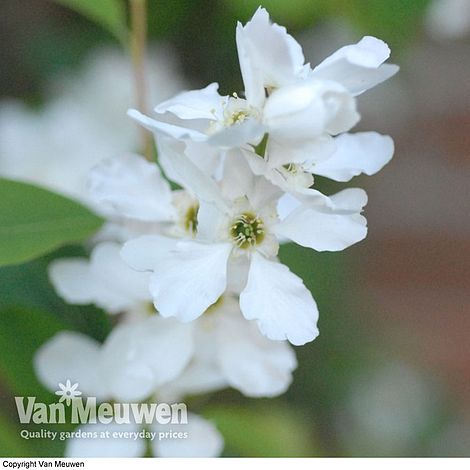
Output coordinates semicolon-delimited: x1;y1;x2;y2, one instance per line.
121;146;367;345
158;295;297;399
36;306;295;404
87;152;204;242
128;7;397;174
240;130;394;195
55;379;82;406
36;317;194;403
128;83;266;150
44;239;296;398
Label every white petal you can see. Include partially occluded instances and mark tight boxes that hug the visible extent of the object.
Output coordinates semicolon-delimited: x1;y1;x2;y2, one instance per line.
329;188;368;212
237;7;305;96
216;299;297;397
34;331;108;400
88;242;151;313
313;132;394;182
222;148;271;199
236;21;265;109
150;241;232;322
274;200;367;252
240;146;270;176
159;319;227;401
226;255;250;294
207;118;265;148
277;192;302;221
154;83;225;120
157;138;227;210
66;422;145;458
264;79;359;139
247;173;284;211
50;243;149;315
48;259;99;305
158;360;227;402
316;63;399;96
184;141;224;178
87;154;174;221
121;235;178;271
316;36;391;70
312;36;398;95
267;134;335;168
127;109;207;142
100;316;193;402
152;413;223;458
196;201;229;243
240;253;319;346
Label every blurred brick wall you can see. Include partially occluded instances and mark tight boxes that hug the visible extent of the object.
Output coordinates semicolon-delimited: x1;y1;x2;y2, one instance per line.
358;39;470;403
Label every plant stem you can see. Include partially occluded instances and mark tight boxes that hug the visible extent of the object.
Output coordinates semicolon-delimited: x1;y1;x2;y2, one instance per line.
130;0;153;161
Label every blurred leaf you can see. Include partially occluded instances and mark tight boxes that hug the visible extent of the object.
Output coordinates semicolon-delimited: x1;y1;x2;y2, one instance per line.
0;411;31;457
225;0;431;50
0;246;112;343
223;0;328;27
280;243;368;393
205;403;321;457
0;306;68;399
52;0;127;42
0;306;74;457
341;0;432;51
0;179;104;267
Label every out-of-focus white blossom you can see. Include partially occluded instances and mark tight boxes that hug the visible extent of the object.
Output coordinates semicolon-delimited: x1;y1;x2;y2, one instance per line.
336;362;439;455
426;0;470;40
64;413;223;458
0;46;186;206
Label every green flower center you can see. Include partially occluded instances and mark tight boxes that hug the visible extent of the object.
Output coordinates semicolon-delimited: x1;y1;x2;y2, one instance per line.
226;110;249;126
184;204;199;235
230;212;265;249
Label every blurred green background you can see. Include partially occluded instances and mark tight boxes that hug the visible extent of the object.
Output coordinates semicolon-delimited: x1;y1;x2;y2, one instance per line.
1;0;469;457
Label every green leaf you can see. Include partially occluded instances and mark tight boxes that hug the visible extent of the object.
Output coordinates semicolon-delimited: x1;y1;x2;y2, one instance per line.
0;411;32;457
226;0;432;50
52;0;127;42
0;306;73;457
204;403;321;457
0;306;68;399
0;245;112;342
0;178;104;267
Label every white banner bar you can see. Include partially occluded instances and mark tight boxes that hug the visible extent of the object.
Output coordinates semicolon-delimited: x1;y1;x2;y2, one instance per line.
1;458;469;470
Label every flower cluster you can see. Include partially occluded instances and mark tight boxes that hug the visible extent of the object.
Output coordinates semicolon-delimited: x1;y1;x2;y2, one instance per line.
35;7;397;457
123;7;397;345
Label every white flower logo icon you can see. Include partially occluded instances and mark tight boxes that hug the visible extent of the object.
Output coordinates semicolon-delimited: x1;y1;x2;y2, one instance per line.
55;380;82;405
